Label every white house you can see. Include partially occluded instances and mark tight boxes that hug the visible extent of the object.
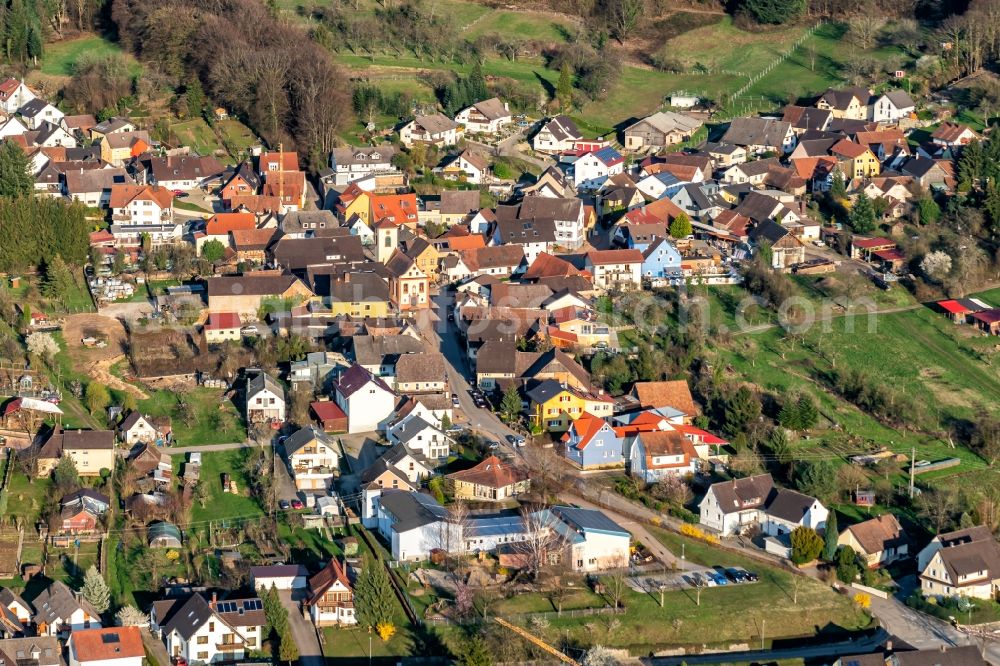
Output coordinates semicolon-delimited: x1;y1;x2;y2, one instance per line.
283;426;339;491
584;249;643;291
250;564;309;591
32;581;102;636
698;474;828;537
34;122;77;148
532;115;583;154
333;364;396;434
871;90;915;124
636;172;685;201
68;627;145;666
625;430;698;483
329;144;396;186
152;593;264;664
917;526;1000;600
305;559;357;626
454;97;512;135
399;113;459;148
0;115;27;139
543;506;631;572
376;490;454;561
108;184;178;247
0;78;36;114
118;411;166;446
18;98;64;131
573;147;624;191
442;150;489;184
386;413;452;460
245;371;286;425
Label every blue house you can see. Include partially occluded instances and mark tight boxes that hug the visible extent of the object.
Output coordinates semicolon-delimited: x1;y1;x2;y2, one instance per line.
560;413;624;469
641;237;682;285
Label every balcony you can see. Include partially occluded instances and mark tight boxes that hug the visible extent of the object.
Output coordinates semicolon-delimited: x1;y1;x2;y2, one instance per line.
215;643;245;652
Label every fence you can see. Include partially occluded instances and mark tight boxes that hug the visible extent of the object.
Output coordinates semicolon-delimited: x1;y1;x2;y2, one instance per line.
423;605;623;627
850;582;889;600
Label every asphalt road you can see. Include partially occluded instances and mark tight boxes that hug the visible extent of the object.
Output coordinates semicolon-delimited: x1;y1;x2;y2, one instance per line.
277;589;325;666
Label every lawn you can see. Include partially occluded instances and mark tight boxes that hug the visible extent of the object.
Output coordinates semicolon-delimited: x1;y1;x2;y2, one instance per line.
173;199;213;214
4;473;51;527
463;10;577;43
172;448;266;522
712;305;1000;487
168;119;225;158
44;541;100;587
216;119;259;159
39;33;133;76
139;387;246;446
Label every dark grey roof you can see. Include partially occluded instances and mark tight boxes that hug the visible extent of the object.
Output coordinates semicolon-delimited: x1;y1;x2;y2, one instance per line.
161;595;212;640
378;490;449;532
494;217;557;245
748;219;789;244
540;115;581;143
280;210;338;235
707;474;774;514
283;426;332;456
497;197;582;223
18;98;52;118
359;456;417;489
0;636;61;666
551;506;628;536
882;90;915;109
764;487;818;523
32;581;100;626
390;415;437;445
381;442;431;469
250;564;309;579
247;371;283;399
893;646;988;666
525;379;561;404
721;117;791;149
352;335;423;369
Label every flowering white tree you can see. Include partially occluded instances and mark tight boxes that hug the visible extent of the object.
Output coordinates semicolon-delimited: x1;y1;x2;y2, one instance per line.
921;251;952;282
26;332;59;361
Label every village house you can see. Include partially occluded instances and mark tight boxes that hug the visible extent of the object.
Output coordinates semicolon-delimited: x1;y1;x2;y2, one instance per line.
441;150;490;184
151;593;264;664
333;364;396;434
394;352;447;394
573;147;624;191
329;144;396;186
749;220;806;269
837;514;910;568
815;86;872;119
143;155;224;191
474;342;591;391
699;473;828;537
0;637;61;666
32;581;102;635
206;273;313;319
931;122;979;148
385;250;429;311
0;78;35;113
245;371;285;425
918;525;1000;600
446;455;530;501
400;113;459;147
305;559;357;626
543;505;631;572
532;115;583;153
19;98;64;131
376;490;455;561
721;117;796;154
36;428;115;477
625;429;698;482
454;97;512;135
387;413;453;460
68;627;144;666
284;426;339;491
560;412;623;469
528;379;614;432
118;411;170;446
58;489;110;536
623;111;703;150
203;312;243;344
108;184;178;247
99;130;151;167
584;249;643;291
871;90;915;123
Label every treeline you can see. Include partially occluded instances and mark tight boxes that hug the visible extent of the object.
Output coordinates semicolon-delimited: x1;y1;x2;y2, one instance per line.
0;0;106;66
110;0;350;161
0;197;90;273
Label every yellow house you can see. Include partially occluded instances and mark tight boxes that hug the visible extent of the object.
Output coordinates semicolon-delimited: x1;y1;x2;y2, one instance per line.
100;130;152;167
446;455;530;502
36;428;116;477
405;237;441;281
385;250;429;310
526;379;614;432
327;273;391;318
816;87;870;120
335;184;371;225
832;140;880;179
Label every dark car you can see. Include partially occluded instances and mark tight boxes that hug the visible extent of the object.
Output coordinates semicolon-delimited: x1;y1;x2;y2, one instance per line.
447;312;455;322
278;499;291;511
725;567;746;583
744;571;759;582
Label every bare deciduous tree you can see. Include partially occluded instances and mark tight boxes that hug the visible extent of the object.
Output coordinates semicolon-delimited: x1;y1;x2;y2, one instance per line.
511;505;565;581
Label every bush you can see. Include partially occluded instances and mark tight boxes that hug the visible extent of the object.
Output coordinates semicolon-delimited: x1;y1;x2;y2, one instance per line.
680;523;720;545
790;526;823;564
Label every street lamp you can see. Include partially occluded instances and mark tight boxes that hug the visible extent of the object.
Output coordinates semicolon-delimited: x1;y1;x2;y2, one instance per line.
368;627;372;666
681;543;685;562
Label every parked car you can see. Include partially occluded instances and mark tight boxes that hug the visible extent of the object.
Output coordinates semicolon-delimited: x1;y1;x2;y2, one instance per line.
703;574;718;587
291;499;304;510
451;393;460;407
744;571;759;582
725;567;746;583
278;499;291;511
487;440;500;450
710;572;728;586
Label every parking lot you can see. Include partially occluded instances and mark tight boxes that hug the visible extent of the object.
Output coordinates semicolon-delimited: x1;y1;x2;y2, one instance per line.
627;565;760;595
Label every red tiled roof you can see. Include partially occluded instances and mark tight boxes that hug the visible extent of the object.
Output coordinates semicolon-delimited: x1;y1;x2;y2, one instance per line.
370;193;419;226
873;248;905;262
851;236;895;250
445;455;529;489
586;249;642;265
70;627;144;662
205;312;241;330
563;412;610;451
523;252;581;280
206;212;256;236
448;234;487;251
310;401;347;421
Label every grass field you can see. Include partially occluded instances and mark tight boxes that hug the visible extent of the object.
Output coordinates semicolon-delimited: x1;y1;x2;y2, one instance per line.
463;10;577;43
5;473;52;526
39;34;131;76
139;388;246;446
172;448;265;522
169;118;225;158
216;119;259;156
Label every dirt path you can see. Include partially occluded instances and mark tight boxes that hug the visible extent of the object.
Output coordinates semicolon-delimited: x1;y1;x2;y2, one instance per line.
91;355;149;400
62;313;149;399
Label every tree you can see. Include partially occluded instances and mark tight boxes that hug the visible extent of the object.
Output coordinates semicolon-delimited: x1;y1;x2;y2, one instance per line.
355;554;394;631
26;332;59;361
557;62;573;111
796;394;818;431
778;396;803;431
795;460;838;502
53;455;79;492
186;79;206;119
609;0;644;42
512;506;564;580
669;212;692;239
830;171;847;199
42;255;74;301
201;239;226;263
723;386;760;438
116;605;150;626
499;383;521;424
849;193;877;234
277;625;299;664
0;141;33;197
456;636;493;666
917;195;941;224
921;250;952;282
582;645;620;666
85;382;111;415
790;526;823;564
836;545;860;583
823;511;839;562
768;427;792;465
742;0;805;24
80;565;111;612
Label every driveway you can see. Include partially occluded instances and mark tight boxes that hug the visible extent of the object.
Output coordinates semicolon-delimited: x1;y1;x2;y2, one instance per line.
272;449;299;503
336;433;385;502
277;589;324;666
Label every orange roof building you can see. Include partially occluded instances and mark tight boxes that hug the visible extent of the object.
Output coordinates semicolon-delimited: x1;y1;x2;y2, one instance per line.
69;627;145;665
205;212;256;236
446;455;530;501
369;192;419;227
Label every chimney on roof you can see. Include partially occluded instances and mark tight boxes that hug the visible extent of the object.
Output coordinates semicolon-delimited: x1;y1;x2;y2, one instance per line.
210;592;217;610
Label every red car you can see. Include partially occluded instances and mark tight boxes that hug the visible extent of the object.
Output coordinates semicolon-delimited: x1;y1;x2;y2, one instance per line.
291;499;304;510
